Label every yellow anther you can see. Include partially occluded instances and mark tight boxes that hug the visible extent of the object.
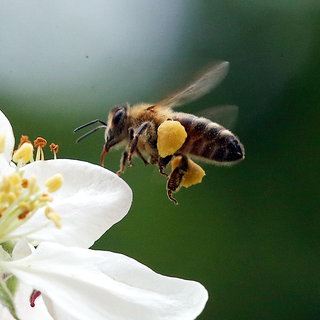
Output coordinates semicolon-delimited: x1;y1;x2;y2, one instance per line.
45;206;62;228
45;174;63;193
157;120;187;157
0;176;10;192
39;193;53;202
6;192;17;203
12;142;34;165
10;172;21;185
0;132;6;153
18;201;31;211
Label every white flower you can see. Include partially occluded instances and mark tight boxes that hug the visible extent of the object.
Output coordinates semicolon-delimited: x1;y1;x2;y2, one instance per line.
0;110;208;319
0;110;132;249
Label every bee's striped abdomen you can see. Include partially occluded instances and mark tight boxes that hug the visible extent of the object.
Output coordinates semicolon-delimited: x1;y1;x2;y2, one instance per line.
174;115;245;164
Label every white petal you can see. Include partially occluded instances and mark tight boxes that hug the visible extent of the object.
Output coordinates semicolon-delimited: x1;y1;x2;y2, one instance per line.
12;238;33;260
12;159;132;247
0;110;15;170
7;242;208;320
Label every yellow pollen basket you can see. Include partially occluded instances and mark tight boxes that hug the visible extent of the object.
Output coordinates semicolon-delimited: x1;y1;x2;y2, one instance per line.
157;120;187;158
171;156;206;188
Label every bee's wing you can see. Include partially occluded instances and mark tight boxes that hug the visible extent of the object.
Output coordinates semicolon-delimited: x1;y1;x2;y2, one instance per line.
198;105;239;129
155;61;229;109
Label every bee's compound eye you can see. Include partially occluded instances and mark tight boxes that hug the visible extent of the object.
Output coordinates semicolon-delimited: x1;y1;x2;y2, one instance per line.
113;108;125;125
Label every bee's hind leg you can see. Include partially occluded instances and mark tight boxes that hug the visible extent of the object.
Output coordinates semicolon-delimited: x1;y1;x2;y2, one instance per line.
158;155;172;177
166;155;189;205
167;189;179;205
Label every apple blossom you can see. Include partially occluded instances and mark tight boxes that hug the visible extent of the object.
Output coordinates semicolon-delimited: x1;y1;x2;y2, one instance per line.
0;110;208;319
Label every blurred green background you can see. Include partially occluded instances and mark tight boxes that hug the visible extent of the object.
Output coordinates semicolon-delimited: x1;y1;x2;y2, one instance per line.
1;1;319;319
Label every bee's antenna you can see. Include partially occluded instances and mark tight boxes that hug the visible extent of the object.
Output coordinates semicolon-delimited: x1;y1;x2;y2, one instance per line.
74;119;107;143
75;126;106;143
74;119;107;132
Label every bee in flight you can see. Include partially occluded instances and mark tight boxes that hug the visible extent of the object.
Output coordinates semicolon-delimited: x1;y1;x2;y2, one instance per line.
74;61;245;204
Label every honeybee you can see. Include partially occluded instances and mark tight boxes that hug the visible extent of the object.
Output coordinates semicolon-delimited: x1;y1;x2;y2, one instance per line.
74;61;245;204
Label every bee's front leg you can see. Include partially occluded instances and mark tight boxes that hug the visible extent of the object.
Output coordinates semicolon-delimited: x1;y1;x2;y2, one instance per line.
166;155;189;205
117;150;128;175
117;128;134;174
128;122;150;166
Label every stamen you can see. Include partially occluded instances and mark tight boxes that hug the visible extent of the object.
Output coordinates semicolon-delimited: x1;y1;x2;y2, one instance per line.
33;137;47;149
12;142;34;165
18;201;31;211
45;174;64;193
49;143;59;160
6;192;16;203
34;137;47;161
45;206;62;228
18;210;30;220
27;175;39;195
10;173;21;185
39;194;53;202
21;179;28;188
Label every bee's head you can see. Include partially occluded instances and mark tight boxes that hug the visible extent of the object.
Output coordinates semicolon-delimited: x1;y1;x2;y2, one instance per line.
74;104;129;167
104;104;129;150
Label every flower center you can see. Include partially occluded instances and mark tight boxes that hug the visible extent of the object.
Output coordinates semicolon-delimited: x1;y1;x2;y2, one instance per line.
0;135;63;243
0;130;64;317
0;170;63;243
